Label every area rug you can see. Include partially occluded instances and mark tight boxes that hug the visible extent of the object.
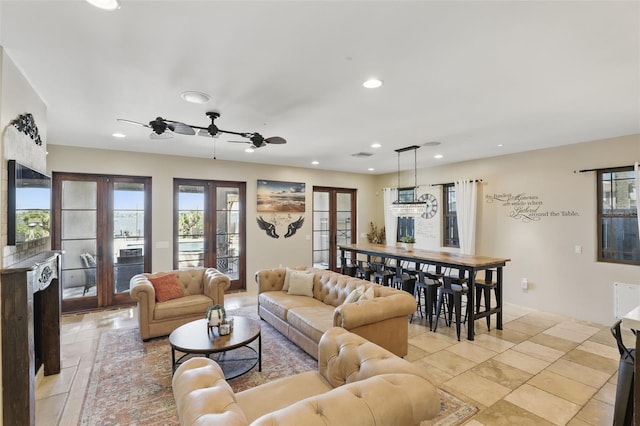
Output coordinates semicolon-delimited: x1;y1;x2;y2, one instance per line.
80;306;476;425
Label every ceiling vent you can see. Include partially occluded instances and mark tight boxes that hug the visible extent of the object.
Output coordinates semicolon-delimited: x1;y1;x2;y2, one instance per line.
351;152;374;158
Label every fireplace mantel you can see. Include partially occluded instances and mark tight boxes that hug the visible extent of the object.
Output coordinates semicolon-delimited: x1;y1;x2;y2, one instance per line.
0;251;62;426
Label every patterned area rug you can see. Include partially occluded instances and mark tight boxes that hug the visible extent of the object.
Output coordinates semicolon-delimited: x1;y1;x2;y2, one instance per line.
80;307;476;425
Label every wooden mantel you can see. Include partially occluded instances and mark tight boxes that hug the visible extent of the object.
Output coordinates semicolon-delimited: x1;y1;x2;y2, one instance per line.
0;251;62;426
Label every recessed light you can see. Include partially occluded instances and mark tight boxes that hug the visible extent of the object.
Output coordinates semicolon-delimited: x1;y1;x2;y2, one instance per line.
363;78;383;89
497;144;504;147
245;147;254;153
112;132;126;138
434;154;444;159
371;143;382;149
368;168;375;171
180;91;211;104
311;161;319;165
85;0;120;10
423;141;441;147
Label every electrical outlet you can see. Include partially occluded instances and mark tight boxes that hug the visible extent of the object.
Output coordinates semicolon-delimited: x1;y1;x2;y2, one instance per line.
521;278;528;290
574;245;582;254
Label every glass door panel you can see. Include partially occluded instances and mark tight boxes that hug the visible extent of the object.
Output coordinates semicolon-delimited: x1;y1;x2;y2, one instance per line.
177;184;205;269
113;182;146;294
313;188;356;271
60;180;98;301
313;192;330;268
216;187;239;280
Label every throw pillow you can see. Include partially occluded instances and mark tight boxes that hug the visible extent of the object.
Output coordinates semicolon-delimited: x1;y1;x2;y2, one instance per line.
358;286;375;302
283;267;295;291
149;273;184;303
343;285;365;304
287;270;314;297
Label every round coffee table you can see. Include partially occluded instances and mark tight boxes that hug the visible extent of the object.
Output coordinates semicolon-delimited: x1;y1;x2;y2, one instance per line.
169;316;261;379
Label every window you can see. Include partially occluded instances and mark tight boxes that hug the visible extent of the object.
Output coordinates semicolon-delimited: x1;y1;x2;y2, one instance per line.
396;187;415;241
443;183;459;248
597;168;639;265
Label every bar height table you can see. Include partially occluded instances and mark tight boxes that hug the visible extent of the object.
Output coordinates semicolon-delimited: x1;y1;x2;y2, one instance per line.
338;243;510;341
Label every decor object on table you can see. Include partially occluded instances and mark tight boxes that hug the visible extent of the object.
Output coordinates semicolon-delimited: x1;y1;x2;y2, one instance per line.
130;268;230;340
172;327;441;426
206;304;226;326
117;111;286;148
255;266;416;359
390;145;427;217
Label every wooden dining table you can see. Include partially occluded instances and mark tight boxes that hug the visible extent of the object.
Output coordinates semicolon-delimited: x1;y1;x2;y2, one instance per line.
338;242;511;341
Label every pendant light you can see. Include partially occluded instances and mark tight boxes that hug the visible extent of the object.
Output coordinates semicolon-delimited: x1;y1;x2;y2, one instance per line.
390;145;426;218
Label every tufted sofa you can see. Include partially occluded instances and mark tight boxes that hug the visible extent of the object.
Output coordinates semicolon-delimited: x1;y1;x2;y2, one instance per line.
172;327;441;426
255;267;417;359
130;268;230;340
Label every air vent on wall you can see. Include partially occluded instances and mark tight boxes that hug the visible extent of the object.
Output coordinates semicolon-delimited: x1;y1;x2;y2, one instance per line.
351;152;374;158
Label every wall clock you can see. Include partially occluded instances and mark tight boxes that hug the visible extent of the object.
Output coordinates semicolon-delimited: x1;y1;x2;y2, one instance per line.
419;193;438;219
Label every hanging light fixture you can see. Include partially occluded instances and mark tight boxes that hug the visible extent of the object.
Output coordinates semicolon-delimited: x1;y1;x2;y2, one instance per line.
390;145;426;218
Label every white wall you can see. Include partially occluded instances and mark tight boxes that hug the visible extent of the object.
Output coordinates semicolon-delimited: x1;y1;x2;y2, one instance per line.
47;145;379;293
376;134;640;325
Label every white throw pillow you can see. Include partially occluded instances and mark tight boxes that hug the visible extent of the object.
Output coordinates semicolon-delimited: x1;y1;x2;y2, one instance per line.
358;286;375;301
283;267;294;291
287;270;314;297
343;285;366;304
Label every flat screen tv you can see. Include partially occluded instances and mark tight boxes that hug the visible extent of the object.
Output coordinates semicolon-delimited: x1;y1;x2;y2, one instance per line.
7;160;51;245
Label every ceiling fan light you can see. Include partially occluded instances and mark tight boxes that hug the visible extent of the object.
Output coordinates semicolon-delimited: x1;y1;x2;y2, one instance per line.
180;91;211;104
85;0;120;11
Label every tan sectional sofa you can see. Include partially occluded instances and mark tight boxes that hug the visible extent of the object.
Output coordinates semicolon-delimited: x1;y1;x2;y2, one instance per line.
255;267;417;359
130;268;230;340
172;327;440;426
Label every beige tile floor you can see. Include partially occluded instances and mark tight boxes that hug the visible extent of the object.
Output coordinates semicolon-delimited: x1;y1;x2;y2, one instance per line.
35;293;627;425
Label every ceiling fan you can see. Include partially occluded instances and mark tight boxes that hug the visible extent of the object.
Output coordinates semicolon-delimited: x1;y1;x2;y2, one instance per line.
117;112;287;148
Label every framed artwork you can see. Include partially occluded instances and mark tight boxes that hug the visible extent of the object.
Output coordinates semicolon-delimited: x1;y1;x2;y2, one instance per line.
257;180;305;212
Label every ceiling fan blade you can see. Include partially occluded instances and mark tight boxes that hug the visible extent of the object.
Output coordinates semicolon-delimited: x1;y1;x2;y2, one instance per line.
117;118;151;129
150;132;173;140
167;121;196;135
228;140;251;144
265;136;286;145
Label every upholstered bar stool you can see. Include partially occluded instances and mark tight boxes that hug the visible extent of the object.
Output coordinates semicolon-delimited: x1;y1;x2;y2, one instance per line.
433;276;469;341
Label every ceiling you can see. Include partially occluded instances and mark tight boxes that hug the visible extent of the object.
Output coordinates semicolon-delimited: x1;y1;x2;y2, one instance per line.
0;1;638;174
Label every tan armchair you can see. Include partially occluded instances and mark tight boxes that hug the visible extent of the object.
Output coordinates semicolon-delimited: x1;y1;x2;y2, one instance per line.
130;268;230;340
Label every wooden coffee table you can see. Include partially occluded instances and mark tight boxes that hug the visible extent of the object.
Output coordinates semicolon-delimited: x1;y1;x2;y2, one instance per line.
169;316;261;379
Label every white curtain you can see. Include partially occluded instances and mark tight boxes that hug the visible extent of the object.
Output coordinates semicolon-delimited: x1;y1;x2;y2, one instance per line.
455;180;478;255
636;162;639;236
383;188;397;246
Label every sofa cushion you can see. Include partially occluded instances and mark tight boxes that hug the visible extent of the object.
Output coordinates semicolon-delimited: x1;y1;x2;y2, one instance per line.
343;286;364;304
287;270;314;297
258;292;322;321
154;294;212;321
149;273;184;302
358;286;375;301
287;305;336;343
235;371;332;423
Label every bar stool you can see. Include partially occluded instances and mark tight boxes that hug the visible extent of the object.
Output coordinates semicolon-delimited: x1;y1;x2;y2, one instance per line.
475;269;499;331
391;260;416;292
369;257;393;286
412;268;443;330
355;259;372;281
433;276;469;341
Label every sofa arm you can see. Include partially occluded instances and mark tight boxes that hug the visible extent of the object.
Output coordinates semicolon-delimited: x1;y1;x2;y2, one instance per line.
318;327;436;386
130;274;156;318
172;358;249;426
251;374;440;426
203;268;231;304
333;292;416;330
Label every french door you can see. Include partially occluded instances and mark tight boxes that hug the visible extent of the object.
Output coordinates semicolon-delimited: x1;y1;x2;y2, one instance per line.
312;187;357;272
174;179;246;292
52;173;151;312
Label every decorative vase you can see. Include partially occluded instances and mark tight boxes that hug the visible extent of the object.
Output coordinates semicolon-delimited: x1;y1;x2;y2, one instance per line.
404;243;414;252
208;310;221;326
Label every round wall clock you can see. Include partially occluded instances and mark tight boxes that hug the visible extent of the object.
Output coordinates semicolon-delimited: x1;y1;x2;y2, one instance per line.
419;193;438;219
